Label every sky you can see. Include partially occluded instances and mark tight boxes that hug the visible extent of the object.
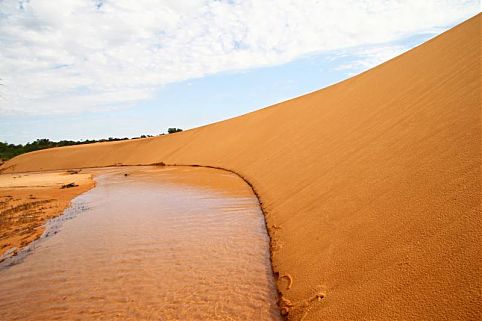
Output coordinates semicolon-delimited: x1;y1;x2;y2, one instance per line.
0;0;479;144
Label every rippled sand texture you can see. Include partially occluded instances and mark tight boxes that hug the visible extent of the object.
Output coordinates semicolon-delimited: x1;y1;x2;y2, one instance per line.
0;167;281;321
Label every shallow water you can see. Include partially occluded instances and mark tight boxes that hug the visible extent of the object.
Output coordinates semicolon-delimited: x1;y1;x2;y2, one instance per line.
0;167;281;321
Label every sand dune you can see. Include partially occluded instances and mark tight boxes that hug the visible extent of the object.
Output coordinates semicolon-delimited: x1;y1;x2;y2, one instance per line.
2;14;480;321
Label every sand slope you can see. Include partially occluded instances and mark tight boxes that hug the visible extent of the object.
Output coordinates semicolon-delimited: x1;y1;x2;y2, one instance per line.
2;14;480;321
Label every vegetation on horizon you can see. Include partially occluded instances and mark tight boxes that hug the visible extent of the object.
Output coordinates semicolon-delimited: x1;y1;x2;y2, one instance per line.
167;128;183;134
0;128;183;162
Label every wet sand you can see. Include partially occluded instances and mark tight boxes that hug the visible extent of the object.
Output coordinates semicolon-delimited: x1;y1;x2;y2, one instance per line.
0;166;281;321
0;171;94;258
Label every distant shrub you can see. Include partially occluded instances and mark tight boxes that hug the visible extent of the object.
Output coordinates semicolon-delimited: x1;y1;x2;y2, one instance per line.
167;128;183;134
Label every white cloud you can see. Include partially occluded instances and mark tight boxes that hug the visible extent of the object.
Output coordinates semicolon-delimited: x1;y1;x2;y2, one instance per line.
0;0;479;115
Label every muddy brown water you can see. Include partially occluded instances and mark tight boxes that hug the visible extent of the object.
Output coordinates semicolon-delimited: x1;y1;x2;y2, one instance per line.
0;167;282;321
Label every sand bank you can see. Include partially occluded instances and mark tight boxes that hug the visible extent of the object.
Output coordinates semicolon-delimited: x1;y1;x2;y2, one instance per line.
0;171;94;258
1;14;480;321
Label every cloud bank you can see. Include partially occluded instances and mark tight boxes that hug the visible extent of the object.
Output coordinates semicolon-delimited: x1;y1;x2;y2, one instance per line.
0;0;478;115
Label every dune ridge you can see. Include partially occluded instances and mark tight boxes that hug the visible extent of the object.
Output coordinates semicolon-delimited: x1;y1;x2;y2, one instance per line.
2;14;480;321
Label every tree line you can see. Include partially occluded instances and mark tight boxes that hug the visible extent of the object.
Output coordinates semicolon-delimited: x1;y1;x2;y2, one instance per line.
0;128;183;161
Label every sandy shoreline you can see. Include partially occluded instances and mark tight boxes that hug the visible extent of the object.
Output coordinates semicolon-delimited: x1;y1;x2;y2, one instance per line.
0;171;94;259
0;164;299;318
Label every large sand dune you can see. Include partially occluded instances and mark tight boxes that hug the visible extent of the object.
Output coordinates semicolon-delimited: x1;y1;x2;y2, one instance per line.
2;14;480;321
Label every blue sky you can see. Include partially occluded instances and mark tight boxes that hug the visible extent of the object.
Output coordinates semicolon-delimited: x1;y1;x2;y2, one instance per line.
0;1;479;144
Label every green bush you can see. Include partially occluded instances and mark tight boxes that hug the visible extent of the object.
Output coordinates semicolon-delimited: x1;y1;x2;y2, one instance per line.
167;128;183;134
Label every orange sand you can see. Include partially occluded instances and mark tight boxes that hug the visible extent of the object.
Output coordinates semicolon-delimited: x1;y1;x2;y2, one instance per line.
0;171;94;258
1;14;480;321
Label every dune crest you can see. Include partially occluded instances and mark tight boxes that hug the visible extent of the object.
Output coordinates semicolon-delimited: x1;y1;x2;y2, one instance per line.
2;14;480;321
